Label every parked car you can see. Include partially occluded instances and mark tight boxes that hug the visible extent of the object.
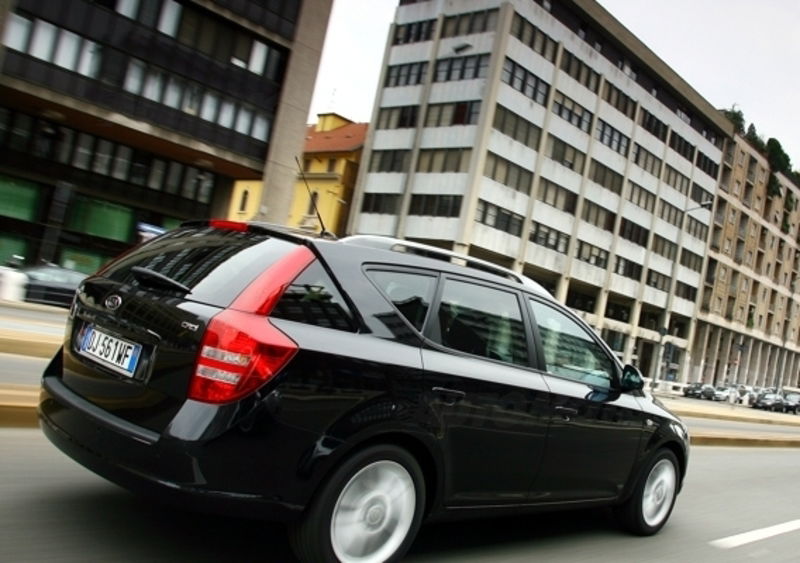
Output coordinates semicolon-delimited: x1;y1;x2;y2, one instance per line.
752;393;784;412
781;392;800;414
683;382;704;398
0;263;87;307
700;384;730;401
39;222;690;562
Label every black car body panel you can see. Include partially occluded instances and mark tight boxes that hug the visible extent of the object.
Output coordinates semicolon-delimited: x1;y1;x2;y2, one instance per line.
39;223;689;536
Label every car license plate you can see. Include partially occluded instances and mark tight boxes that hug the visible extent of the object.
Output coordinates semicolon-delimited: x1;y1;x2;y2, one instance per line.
78;326;141;377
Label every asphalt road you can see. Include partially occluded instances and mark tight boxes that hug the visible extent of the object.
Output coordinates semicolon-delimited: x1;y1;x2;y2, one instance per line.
1;429;799;562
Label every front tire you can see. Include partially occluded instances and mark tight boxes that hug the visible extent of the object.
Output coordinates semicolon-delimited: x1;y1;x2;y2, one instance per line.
289;444;425;563
615;449;679;536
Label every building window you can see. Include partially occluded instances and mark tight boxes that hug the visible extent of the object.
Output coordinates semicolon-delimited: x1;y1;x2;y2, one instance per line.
675;281;697;301
530;221;570;253
646;269;670;292
632;143;662;177
576;240;609;268
368;150;410;173
484;152;533;193
410;194;462;217
425;101;480;127
493;105;541;149
501;58;550;106
619;218;649;247
475;200;524;236
560;49;600;93
663;165;690;196
686;216;709;241
651;235;677;260
680;248;703;272
627;181;655;212
376;105;420;129
393;19;436;45
417;148;472;173
510;13;557;62
658;200;683;227
695;150;720;179
537;178;577;214
361;193;400;214
434;54;490;82
552;91;593;133
582;200;616;232
669;131;695;162
602;81;636;119
690;182;713;206
595;119;630;156
614;256;643;281
442;9;499;37
589;159;623;194
638;108;668;141
384;61;428;87
545;135;585;174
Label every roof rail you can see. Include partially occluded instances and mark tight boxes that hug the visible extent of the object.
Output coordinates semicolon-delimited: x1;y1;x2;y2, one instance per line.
341;235;552;297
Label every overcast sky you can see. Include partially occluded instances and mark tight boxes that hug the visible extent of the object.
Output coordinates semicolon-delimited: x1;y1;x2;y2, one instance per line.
307;0;800;169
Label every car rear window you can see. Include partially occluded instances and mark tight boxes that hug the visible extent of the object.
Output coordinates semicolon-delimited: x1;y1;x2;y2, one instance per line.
101;226;300;308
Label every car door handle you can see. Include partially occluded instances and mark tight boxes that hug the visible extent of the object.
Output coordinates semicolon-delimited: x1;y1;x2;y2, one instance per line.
555;406;579;420
432;387;465;405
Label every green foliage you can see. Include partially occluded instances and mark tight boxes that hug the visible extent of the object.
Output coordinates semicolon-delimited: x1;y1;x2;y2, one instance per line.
767;173;782;198
721;107;745;134
766;138;792;175
745;124;766;154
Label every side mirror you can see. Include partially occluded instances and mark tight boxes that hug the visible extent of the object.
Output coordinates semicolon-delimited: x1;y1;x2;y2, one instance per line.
620;364;645;392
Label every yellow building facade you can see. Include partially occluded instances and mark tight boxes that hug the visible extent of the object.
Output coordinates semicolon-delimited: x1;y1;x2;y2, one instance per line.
287;113;367;236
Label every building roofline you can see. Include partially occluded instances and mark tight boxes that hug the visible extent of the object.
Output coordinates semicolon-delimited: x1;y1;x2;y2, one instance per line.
570;0;734;138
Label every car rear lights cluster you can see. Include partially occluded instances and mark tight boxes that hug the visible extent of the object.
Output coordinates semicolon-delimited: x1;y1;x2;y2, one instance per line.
188;309;298;404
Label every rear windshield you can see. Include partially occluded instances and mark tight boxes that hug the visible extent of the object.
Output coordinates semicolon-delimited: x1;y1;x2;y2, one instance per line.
101;226;299;307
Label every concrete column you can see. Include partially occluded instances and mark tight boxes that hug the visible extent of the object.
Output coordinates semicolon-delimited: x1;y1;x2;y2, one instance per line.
692;322;710;383
739;336;753;385
716;330;733;386
705;327;721;384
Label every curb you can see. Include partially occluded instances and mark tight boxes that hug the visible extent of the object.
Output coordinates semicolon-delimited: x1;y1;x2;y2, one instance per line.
2;384;800;447
0;330;60;358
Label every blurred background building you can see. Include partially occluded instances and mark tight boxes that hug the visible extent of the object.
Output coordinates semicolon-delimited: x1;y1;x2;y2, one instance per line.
0;0;331;273
346;0;800;389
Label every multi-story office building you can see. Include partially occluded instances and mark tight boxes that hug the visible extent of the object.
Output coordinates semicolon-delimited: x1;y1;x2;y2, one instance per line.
0;0;330;273
694;135;800;389
349;0;735;382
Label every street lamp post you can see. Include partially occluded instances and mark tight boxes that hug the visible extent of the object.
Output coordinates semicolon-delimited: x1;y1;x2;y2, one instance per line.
651;198;713;391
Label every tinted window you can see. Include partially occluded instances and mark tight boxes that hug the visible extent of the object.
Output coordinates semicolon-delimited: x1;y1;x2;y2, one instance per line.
102;226;297;307
529;299;615;388
435;278;528;366
368;270;436;331
272;261;356;332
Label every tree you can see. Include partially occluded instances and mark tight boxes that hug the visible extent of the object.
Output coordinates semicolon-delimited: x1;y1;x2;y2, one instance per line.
721;106;745;134
766;138;792;175
744;123;766;154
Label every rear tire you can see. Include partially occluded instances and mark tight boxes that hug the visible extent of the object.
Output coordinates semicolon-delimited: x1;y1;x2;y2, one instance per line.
615;449;679;536
289;444;425;563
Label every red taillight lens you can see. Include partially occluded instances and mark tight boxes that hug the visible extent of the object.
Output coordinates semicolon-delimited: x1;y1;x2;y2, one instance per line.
209;219;248;232
188;309;297;404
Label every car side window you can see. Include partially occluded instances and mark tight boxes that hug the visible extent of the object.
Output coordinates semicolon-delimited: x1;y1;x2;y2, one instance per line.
271;260;357;331
368;270;436;331
434;278;529;366
529;298;615;388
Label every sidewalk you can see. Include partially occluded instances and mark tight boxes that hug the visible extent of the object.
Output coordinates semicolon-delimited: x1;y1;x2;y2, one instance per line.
1;299;800;446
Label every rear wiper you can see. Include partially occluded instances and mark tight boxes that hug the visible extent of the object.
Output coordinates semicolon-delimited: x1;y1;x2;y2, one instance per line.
131;266;191;294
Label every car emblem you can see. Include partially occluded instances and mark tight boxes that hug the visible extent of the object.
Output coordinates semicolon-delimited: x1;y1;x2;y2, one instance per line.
105;294;123;311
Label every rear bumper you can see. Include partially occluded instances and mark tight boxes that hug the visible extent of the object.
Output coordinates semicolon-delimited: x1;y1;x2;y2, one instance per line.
39;374;319;521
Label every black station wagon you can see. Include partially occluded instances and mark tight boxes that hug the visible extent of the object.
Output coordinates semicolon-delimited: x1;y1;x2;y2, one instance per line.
39;221;690;562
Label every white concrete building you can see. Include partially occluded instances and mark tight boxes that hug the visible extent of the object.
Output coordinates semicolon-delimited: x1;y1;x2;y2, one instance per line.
349;0;736;383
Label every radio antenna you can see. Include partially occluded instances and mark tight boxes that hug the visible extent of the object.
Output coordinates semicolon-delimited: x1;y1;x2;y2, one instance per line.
295;156;335;239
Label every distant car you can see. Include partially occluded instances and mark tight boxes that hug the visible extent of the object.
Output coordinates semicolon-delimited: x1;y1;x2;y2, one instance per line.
683;382;704;398
752;393;784;412
781;392;800;414
701;385;730;401
18;264;86;307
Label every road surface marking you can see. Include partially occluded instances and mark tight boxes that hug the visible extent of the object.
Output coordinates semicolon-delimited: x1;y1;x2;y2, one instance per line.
710;519;800;549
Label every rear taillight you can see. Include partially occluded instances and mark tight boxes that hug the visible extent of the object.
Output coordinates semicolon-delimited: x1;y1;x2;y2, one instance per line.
188;309;297;404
